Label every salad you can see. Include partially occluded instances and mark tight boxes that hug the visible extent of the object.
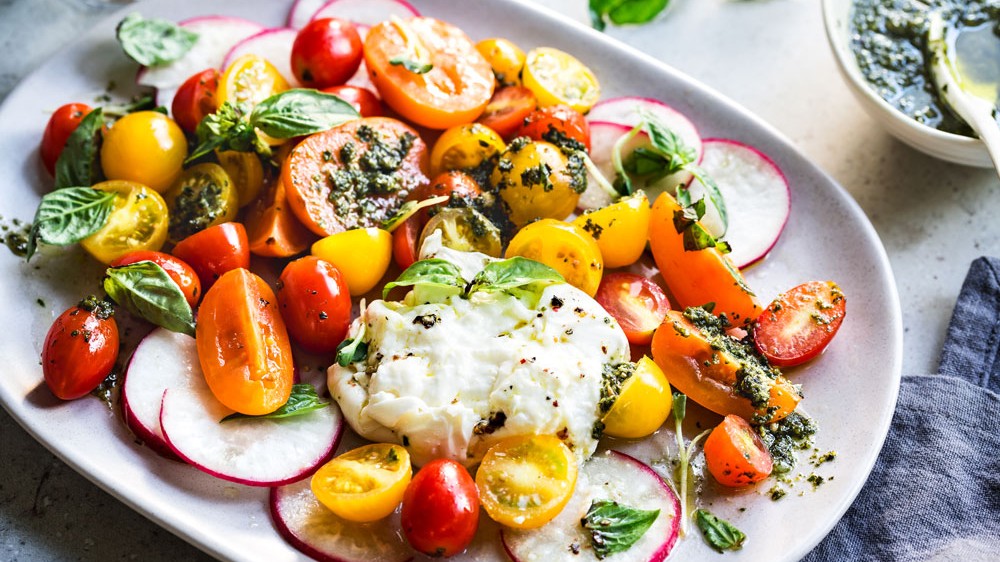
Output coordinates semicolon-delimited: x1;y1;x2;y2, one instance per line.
19;0;849;560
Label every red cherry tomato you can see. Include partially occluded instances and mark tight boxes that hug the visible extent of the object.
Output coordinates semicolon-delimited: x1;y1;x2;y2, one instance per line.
476;86;536;140
291;18;363;88
276;256;352;354
595;272;671;345
407;170;483;225
110;250;202;308
42;296;119;400
322;85;384;117
171;222;250;290
753;281;847;367
171;68;220;134
401;459;480;558
703;414;773;487
392;215;422;271
40;103;92;175
516;104;591;151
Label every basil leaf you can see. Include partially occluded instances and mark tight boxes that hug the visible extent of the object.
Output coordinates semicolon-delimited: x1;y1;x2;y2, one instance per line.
187;102;255;163
671;205;729;253
54;108;104;190
103;261;196;337
336;315;369;367
250;89;360;139
220;384;328;422
694;509;746;552
590;0;670;30
684;163;728;236
26;187;116;260
383;258;466;300
116;13;198;66
468;257;564;295
389;57;433;74
582;500;660;559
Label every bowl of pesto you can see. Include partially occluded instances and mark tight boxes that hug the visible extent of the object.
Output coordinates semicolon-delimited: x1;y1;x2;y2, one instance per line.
823;0;1000;167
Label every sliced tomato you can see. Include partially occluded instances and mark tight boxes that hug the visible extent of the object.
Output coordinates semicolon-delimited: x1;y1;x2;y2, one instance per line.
245;178;316;258
419;207;502;258
311;443;412;523
401;459;480;557
602;357;672;439
322;85;385;117
703;414;773;487
81;180;169;265
522;47;600;113
276;256;352;354
217;54;289;109
492;140;581;227
216;149;264;207
171;68;219;134
110;250;202;307
195;268;293;415
163;162;239;243
572;191;650;269
475;38;526;87
429;123;505;177
40;103;92;175
753;281;847;367
171;222;250;290
595;272;671;345
407;170;483;224
42;296;118;400
516;104;590;152
476;86;537;140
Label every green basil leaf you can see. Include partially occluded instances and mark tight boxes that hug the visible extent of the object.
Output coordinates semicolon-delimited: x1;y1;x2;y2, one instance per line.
383;258;466;300
220;384;328;422
582;500;660;559
336;337;369;367
694;509;746;552
468;257;564;295
116;13;198;66
250;89;360;139
590;0;670;30
389;57;433;74
54;107;104;190
685;163;729;236
103;261;196;336
187;102;255;163
26;187;117;260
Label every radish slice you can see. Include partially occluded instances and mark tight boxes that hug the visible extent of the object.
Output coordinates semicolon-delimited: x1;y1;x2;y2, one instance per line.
222;27;300;87
159;372;343;487
136;16;264;107
693;139;791;269
502;450;680;562
270;477;413;562
287;0;328;28
310;0;420;26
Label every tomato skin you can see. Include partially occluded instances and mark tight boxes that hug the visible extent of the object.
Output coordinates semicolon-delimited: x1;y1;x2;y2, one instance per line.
311;443;412;523
475;38;526;87
492;140;581;227
292;18;363;88
703;414;773;487
516;105;591;152
100;111;188;193
110;250;202;308
401;459;480;558
277;256;352;354
505;219;603;296
171;222;250;290
602;356;672;439
572;191;650;269
595;273;671;345
429;124;505;177
322;85;384;117
753;281;847;367
311;228;393;296
408;171;483;225
477;86;537;140
40;103;92;175
171;68;220;134
393;215;422;271
42;297;119;400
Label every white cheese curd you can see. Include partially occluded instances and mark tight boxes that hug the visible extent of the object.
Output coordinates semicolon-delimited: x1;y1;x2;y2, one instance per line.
329;233;629;467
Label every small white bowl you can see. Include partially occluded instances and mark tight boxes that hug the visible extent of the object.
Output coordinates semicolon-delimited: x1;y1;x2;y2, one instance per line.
821;0;993;167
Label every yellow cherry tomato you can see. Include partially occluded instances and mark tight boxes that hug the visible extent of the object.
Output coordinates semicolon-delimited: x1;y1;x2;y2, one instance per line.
430;123;506;177
216;149;264;207
602;357;673;439
311;443;412;523
522;47;600;113
311;227;392;296
100;111;187;193
476;38;526;87
476;434;578;529
572;191;651;269
505;219;603;296
218;54;290;109
80;180;169;264
491;139;583;227
163;163;239;243
420;207;503;257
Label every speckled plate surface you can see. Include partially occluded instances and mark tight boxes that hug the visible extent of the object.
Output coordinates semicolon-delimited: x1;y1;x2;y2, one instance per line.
0;0;902;560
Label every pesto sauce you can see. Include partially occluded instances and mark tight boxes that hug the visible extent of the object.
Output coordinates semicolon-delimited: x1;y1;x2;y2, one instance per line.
754;411;819;475
0;216;31;257
168;172;230;241
600;362;636;415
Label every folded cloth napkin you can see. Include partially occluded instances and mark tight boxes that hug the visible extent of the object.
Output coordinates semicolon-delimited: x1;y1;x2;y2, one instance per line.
803;257;1000;562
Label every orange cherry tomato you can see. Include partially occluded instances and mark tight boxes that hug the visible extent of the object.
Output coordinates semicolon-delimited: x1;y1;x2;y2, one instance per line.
244;178;316;259
407;170;483;225
322;85;385;117
171;68;220;134
171;222;250;290
110;250;202;308
595;272;671;345
276;256;352;354
401;459;480;557
476;86;537;140
703;414;774;487
196;268;294;415
40;103;92;175
42;297;118;400
753;281;847;367
516;104;591;152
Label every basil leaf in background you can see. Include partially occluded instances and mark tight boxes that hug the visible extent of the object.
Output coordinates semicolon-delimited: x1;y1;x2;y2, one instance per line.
382;258;466;300
694;509;746;552
389;57;433;74
104;261;196;337
116;13;198;66
581;500;660;559
54;107;104;190
220;384;328;423
250;89;360;139
590;0;671;31
26;187;116;260
468;257;564;295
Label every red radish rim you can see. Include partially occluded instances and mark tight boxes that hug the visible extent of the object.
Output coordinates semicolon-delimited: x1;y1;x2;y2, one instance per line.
310;0;421;23
120;334;182;460
220;27;298;71
177;14;265;28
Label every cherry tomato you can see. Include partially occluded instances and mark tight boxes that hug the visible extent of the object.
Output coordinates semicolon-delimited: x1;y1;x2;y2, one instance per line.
476;435;577;529
572;191;650;269
311;443;412;523
492;140;581;227
171;222;250;290
401;458;479;557
419;207;503;258
429;123;505;177
171;68;219;134
277;256;351;354
407;170;483;224
292;18;363;88
216;149;264;207
311;228;393;296
475;38;526;87
477;86;537;140
100;111;187;193
218;54;290;109
392;215;422;270
245;177;316;259
322;85;384;117
196;268;294;415
81;180;169;265
703;414;773;487
522;47;600;113
516;104;591;152
595;273;671;345
110;250;202;308
42;296;119;400
163;163;239;243
602;357;673;439
753;281;847;367
40;103;92;175
505;219;603;296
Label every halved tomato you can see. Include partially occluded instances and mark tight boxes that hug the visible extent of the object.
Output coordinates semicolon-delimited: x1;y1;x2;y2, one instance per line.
217;54;289;109
572;191;650;269
703;414;773;487
80;180;169;265
110;250;202;308
753;281;846;367
522;47;600;113
311;443;412;522
171;222;250;290
595;272;671;345
602;357;672;439
163;163;239;243
476;86;537;140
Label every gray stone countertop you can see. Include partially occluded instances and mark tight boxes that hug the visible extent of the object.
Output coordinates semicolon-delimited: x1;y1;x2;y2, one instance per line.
1;0;996;561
